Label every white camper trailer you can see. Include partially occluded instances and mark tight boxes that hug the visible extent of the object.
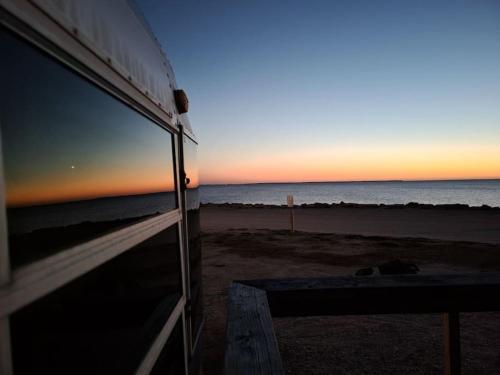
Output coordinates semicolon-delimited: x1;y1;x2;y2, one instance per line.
0;1;202;373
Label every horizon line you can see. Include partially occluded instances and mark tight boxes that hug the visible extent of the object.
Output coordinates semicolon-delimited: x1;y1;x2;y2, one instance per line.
200;177;500;187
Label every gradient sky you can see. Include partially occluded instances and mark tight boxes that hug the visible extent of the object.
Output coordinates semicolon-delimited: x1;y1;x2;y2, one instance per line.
138;0;500;184
1;29;175;206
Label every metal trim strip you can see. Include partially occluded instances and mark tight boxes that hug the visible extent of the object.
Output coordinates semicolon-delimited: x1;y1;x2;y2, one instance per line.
0;0;179;133
135;296;187;375
0;125;9;286
0;209;182;317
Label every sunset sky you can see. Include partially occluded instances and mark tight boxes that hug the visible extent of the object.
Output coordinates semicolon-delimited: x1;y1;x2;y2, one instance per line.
139;0;500;184
1;28;176;207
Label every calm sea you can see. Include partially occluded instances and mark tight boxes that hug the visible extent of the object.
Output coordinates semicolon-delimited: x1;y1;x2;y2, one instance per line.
200;180;500;207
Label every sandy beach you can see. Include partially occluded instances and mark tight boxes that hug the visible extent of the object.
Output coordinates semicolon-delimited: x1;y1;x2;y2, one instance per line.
201;203;500;243
201;205;500;374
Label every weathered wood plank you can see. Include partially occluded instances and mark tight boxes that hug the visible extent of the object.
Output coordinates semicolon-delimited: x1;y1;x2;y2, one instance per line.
240;273;500;290
239;273;500;317
443;312;461;375
224;283;284;375
0;317;13;375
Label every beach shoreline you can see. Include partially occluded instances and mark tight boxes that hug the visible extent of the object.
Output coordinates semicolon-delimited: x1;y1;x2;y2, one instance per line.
202;201;500;209
200;205;500;374
201;204;500;244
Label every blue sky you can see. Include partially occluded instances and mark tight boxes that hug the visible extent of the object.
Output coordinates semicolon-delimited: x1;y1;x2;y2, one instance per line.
137;0;500;183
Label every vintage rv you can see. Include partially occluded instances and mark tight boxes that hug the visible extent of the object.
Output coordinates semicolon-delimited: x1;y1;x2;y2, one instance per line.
0;0;201;373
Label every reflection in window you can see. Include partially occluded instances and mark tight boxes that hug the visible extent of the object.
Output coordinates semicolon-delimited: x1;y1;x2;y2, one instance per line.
184;136;203;341
0;28;177;268
10;224;182;374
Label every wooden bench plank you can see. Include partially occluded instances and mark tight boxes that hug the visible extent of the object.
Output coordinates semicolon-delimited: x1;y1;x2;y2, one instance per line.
240;273;500;291
443;312;461;375
224;283;284;375
239;273;500;317
225;275;500;375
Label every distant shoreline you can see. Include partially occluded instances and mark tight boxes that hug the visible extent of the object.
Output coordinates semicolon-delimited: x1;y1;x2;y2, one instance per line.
200;178;500;187
201;201;500;210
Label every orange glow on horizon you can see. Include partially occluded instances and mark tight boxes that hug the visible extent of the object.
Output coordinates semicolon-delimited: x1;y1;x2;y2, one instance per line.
199;144;500;185
6;168;175;207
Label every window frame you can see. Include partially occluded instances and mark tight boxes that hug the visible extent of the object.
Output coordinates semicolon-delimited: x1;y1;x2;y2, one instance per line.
0;210;183;317
0;2;177;133
0;5;190;374
0;124;9;287
136;297;188;374
178;128;203;355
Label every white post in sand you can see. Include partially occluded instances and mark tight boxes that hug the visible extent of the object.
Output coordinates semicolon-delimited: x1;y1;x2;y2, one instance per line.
287;195;295;233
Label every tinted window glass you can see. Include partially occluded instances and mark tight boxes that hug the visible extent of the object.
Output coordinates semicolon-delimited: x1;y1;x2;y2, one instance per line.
184;136;202;340
0;29;177;268
10;224;182;374
150;319;186;375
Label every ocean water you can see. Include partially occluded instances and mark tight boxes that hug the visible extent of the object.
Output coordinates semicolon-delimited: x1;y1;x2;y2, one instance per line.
7;190;202;236
7;192;177;235
200;180;500;207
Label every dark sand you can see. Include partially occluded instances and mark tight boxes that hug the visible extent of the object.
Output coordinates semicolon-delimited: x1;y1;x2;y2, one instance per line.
201;206;500;374
201;204;500;243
